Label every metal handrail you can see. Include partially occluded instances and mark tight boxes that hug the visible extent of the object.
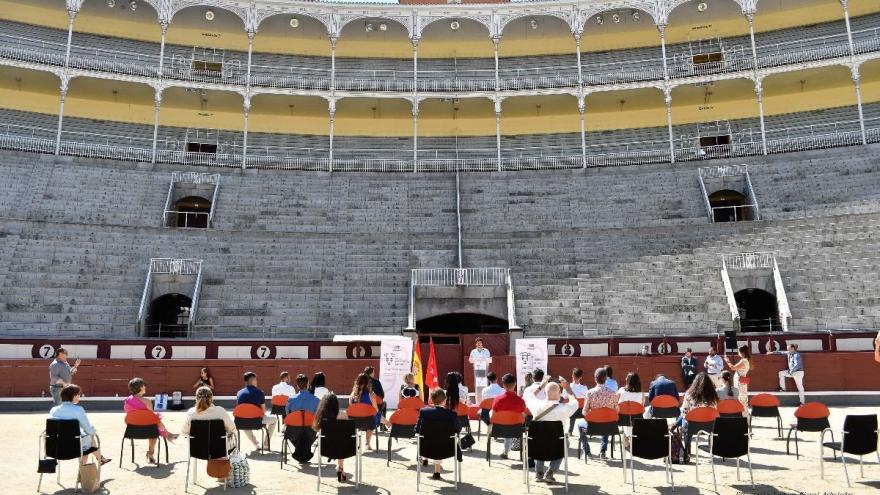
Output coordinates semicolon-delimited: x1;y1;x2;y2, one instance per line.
723;252;775;270
189;263;203;337
710;204;759;223
149;258;202;275
412;267;508;287
720;259;740;324
773;259;792;332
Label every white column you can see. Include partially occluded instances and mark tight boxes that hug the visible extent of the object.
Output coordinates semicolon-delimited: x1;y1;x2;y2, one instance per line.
658;24;669;82
150;88;162;163
841;0;856;57
412;38;419;172
157;21;168;77
328;99;335;172
495;99;502;172
63;8;76;68
54;78;69;155
492;35;500;92
746;12;759;71
851;66;867;144
245;31;254;89
574;31;583;88
664;87;675;163
241;96;250;169
755;80;768;155
329;36;338;91
578;96;587;169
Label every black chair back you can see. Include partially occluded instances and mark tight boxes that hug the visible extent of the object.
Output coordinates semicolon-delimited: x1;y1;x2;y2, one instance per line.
586;421;620;437
651;406;681;419
631;419;669;460
842;414;878;456
711;417;749;459
390;423;417;439
319;419;357;460
418;419;458;461
750;405;779;418
527;421;565;462
124;424;160;440
234;417;264;431
45;419;83;461
797;417;831;433
188;419;228;460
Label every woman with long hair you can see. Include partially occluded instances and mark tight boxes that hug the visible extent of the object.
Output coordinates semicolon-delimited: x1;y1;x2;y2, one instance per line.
313;393;349;482
676;372;719;452
193;367;214;391
350;373;383;449
520;372;534;396
724;345;752;416
617;372;644;405
309;371;329;399
182;386;236;450
444;372;464;409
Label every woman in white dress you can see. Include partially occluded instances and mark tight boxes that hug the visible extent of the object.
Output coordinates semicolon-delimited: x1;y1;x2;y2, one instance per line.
724;345;752;417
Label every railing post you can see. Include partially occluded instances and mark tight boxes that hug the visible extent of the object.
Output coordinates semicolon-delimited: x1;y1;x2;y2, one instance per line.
54;77;69;156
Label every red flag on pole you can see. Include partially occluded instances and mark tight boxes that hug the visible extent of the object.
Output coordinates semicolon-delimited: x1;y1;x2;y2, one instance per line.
425;337;440;390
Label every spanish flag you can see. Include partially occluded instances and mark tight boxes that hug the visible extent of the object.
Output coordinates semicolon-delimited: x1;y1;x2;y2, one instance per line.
425;337;440;390
412;341;426;401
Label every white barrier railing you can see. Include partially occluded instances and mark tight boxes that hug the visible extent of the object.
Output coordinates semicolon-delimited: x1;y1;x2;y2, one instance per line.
412;267;508;287
172;171;220;185
699;164;749;179
149;258;202;276
711;204;759;222
723;252;775;270
163;210;211;228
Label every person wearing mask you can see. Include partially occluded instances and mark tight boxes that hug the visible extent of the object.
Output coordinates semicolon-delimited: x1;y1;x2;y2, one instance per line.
400;373;421;399
48;348;80;406
193;367;214;391
716;370;739;400
416;388;461;480
522;369;547;400
681;348;698;387
675;373;719;456
236;372;278;450
704;347;725;389
468;337;492;402
769;343;806;404
49;384;111;465
124;377;179;463
480;372;504;401
312;393;349;482
646;373;680;418
183;386;237;451
580;367;619;458
272;371;296;398
724;345;752;416
309;372;330;400
603;365;618;392
525;379;578;484
491;373;528;458
287;374;320;414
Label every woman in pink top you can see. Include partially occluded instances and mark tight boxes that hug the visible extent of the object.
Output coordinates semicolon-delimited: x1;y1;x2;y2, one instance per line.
124;377;179;463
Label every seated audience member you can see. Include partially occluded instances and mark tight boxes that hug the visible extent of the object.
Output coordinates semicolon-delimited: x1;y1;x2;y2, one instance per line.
124;377;179;463
617;372;645;441
456;372;471;405
272;371;296;398
522;369;547;400
646;373;680;418
569;368;588;399
639;345;652;356
364;366;387;425
400;373;421;399
681;348;698;387
491;373;528;457
603;365;619;392
236;371;278;449
444;372;463;410
350;373;389;450
579;367;619;458
193;367;214;391
481;372;504;401
716;370;739;400
287;374;320;414
417;388;461;480
675;372;719;453
309;372;330;400
768;343;806;405
313;393;350;482
525;378;578;483
519;372;534;396
49;384;111;465
183;386;237;450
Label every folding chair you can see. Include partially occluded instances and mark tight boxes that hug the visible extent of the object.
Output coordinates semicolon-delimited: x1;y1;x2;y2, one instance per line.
649;395;681;419
398;397;424;411
387;408;419;466
416;419;462;491
120;409;167;467
270;395;289;432
486;410;528;478
280;410;316;468
628;419;674;492
527;420;569;492
717;399;745;417
568;397;585;436
477;398;493;437
618;401;646;435
821;414;879;486
696;416;754;491
348;402;380;451
316;419;360;490
684;406;719;457
38;418;95;493
787;402;832;459
750;393;782;437
580;407;625;470
233;403;271;454
455;402;471;434
185;419;231;492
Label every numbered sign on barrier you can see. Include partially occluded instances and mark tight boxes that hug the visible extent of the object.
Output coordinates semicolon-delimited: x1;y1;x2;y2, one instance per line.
149;345;168;359
253;345;273;359
38;344;56;359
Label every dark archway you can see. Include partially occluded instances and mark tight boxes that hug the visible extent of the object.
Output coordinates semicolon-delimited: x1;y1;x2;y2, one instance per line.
146;293;192;338
416;313;508;334
735;288;778;333
173;196;211;228
709;189;748;222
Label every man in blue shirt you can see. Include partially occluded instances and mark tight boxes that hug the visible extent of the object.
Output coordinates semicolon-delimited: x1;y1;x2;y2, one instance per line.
236;371;277;449
646;374;679;417
286;374;320;414
769;343;806;404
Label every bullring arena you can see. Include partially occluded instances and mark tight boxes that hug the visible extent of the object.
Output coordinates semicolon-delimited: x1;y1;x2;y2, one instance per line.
1;0;880;493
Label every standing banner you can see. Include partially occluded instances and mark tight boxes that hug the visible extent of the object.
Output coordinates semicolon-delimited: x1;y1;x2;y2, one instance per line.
515;338;548;387
379;338;413;409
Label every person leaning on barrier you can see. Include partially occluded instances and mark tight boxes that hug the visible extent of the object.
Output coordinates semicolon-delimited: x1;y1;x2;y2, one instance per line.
768;343;806;405
417;388;461;480
525;377;578;483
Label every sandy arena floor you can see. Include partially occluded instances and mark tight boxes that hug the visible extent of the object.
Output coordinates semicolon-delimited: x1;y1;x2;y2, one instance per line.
5;406;879;494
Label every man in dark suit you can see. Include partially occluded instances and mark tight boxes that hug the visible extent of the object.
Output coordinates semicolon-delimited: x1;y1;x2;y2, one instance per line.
646;373;679;417
417;388;460;480
680;348;698;387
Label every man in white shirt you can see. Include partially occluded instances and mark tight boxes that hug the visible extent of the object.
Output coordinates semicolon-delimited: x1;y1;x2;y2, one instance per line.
524;377;578;484
468;338;492;402
704;347;725;389
480;372;504;401
522;369;547;400
271;371;296;398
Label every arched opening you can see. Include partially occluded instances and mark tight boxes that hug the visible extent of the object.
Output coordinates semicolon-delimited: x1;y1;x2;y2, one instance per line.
416;313;507;334
709;189;747;222
146;293;192;338
173;195;211;228
734;288;778;332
